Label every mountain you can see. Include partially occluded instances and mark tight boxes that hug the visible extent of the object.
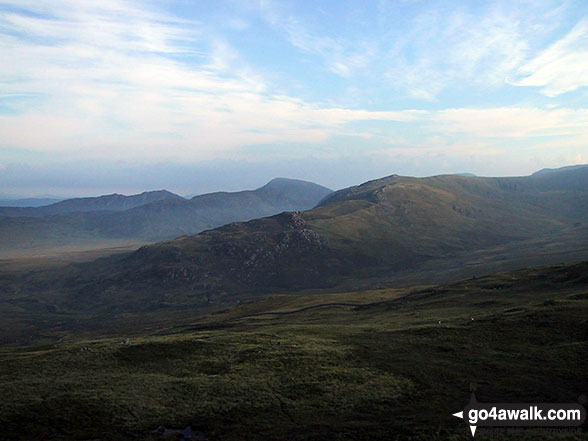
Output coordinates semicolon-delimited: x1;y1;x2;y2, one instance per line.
100;168;586;305
0;197;63;208
0;178;332;252
86;178;333;240
0;190;183;217
3;166;586;315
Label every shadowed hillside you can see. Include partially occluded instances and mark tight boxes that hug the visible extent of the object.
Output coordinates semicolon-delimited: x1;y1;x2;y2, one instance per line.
110;166;588;298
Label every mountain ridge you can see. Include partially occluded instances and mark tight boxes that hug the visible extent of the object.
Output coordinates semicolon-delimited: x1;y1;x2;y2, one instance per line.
0;178;332;252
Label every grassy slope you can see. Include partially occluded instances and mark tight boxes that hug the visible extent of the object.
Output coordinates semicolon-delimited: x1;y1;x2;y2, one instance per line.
1;262;586;441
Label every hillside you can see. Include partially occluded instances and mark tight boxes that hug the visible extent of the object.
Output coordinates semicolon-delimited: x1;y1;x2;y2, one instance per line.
308;169;588;264
2;166;587;317
112;166;588;295
110;178;333;240
1;261;587;440
0;178;332;252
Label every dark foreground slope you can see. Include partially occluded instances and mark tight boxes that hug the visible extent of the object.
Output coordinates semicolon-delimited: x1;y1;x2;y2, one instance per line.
0;178;332;252
1;262;587;441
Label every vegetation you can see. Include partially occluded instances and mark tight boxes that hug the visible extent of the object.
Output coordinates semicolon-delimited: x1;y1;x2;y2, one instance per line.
1;262;587;440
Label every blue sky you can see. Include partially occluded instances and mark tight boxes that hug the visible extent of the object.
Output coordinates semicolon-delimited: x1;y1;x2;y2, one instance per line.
1;0;587;196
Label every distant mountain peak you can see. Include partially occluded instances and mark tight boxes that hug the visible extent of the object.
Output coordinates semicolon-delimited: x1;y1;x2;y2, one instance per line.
257;178;332;196
141;189;177;195
262;177;319;188
266;177;294;183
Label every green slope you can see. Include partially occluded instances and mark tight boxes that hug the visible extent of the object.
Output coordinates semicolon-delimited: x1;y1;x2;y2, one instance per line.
306;172;586;272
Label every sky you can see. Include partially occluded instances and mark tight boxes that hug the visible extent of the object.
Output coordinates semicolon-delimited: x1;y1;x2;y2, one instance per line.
1;0;588;197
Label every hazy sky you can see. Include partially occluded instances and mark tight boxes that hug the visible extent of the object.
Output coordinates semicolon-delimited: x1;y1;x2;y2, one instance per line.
1;0;588;197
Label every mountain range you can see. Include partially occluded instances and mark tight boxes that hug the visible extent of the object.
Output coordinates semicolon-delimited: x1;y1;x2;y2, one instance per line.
2;165;586;316
0;178;332;252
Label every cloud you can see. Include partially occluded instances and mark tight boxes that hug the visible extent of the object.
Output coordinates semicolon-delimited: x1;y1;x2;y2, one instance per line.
433;107;588;138
256;0;377;78
254;1;587;102
258;0;532;98
1;0;587;195
383;4;534;100
515;18;588;96
0;0;421;160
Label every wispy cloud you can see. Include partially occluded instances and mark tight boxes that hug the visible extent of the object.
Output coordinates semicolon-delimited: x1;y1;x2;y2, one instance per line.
256;0;377;78
433;107;588;138
255;0;587;101
515;18;588;96
383;4;537;100
0;0;423;160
